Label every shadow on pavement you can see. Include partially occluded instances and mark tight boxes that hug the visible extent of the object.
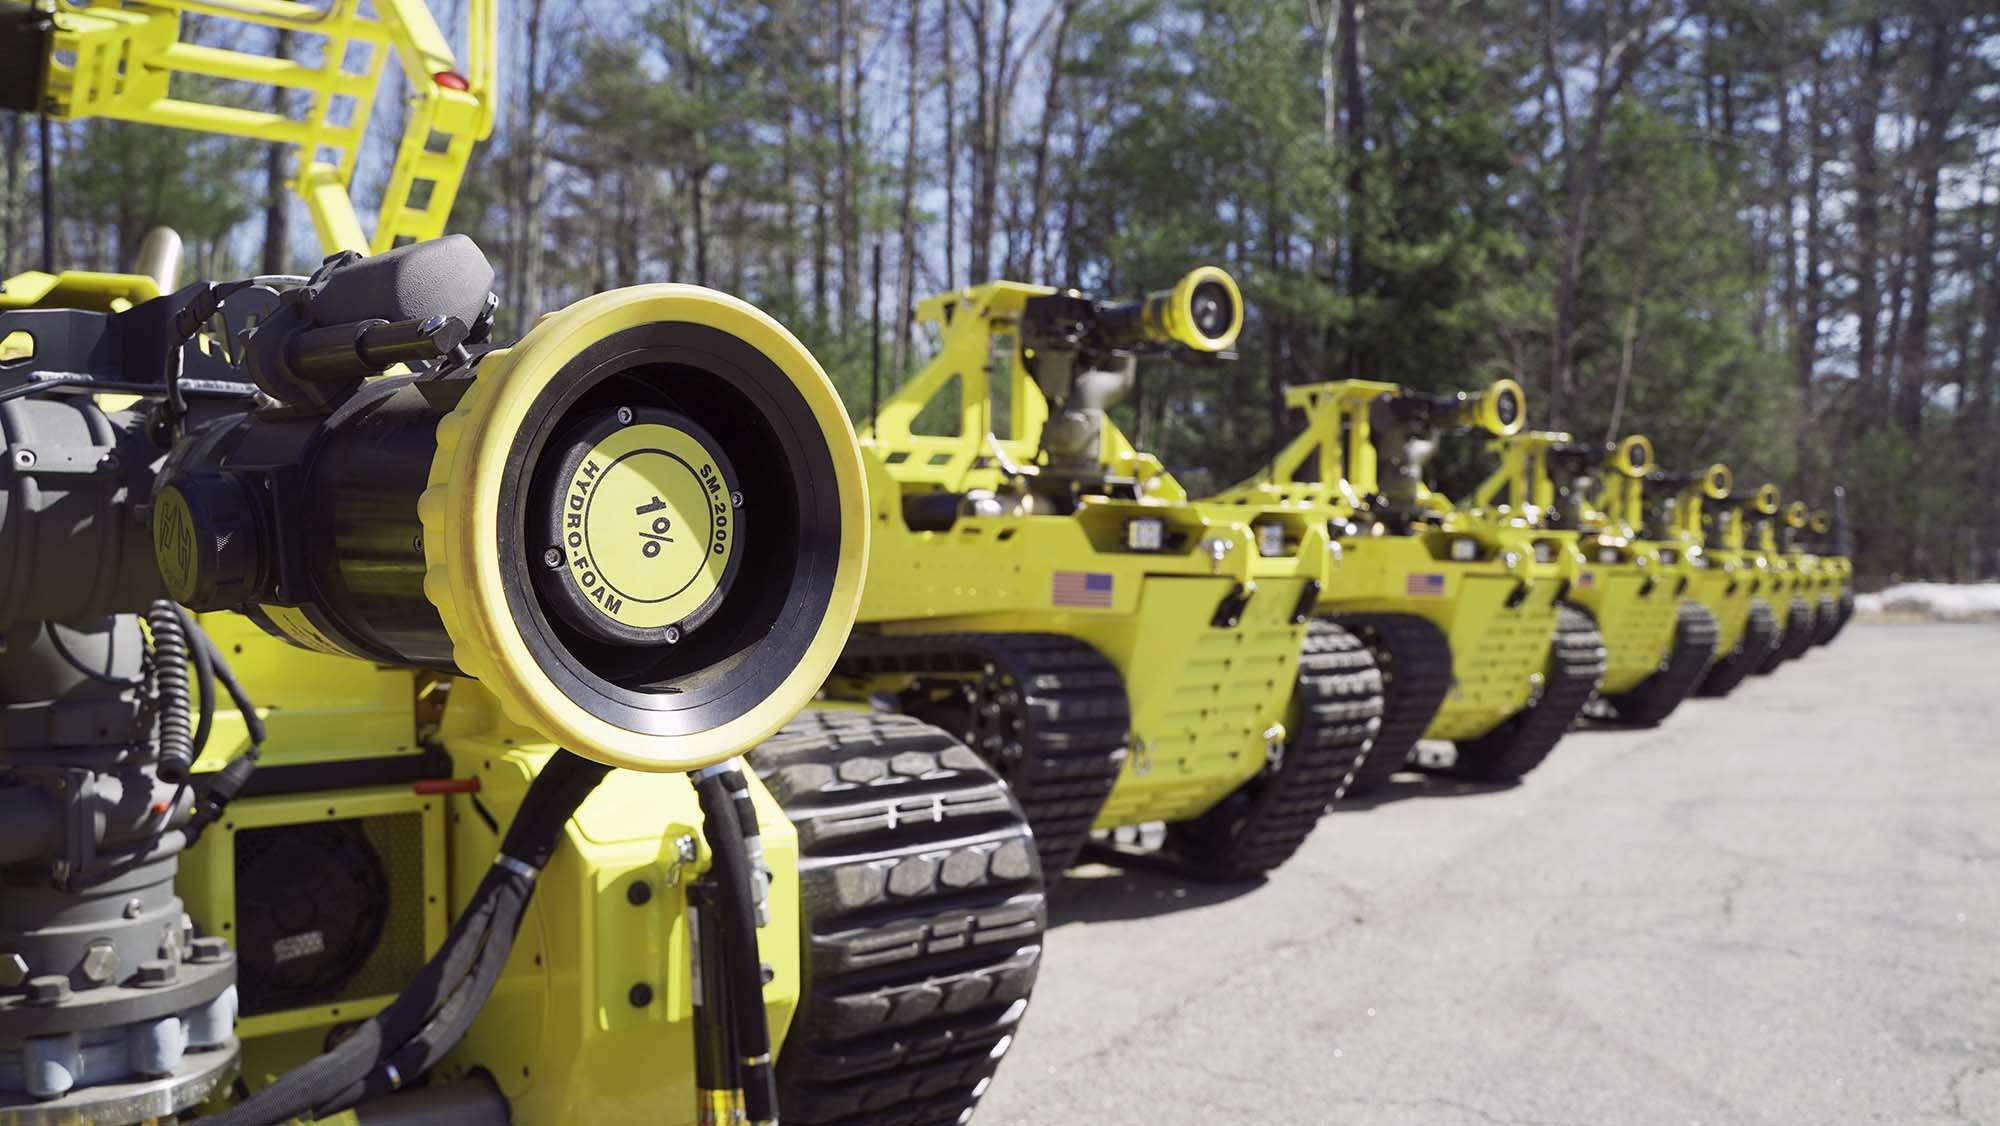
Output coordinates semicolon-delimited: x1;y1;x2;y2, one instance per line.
1044;854;1262;928
1333;772;1517;811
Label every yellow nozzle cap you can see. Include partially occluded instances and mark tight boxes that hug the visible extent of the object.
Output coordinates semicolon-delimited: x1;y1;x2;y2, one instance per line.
1785;500;1809;529
1703;464;1733;500
1754;484;1780;514
1161;266;1243;352
1612;434;1654;478
1473;378;1528;437
1811;510;1831;534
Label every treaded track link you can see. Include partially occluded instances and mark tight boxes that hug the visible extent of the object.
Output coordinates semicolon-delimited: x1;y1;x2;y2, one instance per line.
1810;594;1841;646
1597;600;1720;726
1698;597;1778;697
1327;613;1452;800
1756;595;1817;673
1825;591;1856;643
1449;604;1606;782
1165;620;1384;880
747;709;1046;1126
837;633;1130;878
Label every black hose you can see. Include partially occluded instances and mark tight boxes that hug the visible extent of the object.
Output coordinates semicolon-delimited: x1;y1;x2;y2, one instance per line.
190;615;265;746
696;765;779;1124
207;750;608;1126
175;607;216;767
145;602;196;783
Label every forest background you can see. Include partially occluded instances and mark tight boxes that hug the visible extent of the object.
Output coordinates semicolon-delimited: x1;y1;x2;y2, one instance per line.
3;0;1997;584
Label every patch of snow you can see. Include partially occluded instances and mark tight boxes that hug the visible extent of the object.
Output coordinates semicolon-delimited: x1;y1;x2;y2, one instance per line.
1855;582;2000;620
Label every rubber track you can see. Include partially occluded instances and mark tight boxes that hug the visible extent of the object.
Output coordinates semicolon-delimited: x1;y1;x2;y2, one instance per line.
1810;594;1841;646
1327;613;1452;799
747;710;1046;1126
1597;600;1719;727
837;633;1129;877
1756;595;1817;673
1165;620;1384;880
1698;597;1777;697
1450;604;1606;782
1825;591;1856;642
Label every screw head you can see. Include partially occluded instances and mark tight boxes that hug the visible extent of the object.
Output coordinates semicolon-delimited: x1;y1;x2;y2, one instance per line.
0;953;28;988
730;490;744;508
615;406;635;425
663;625;682;645
25;975;69;1005
122;898;143;920
80;941;118;984
189;937;231;964
626;880;652;906
542;546;564;569
12;449;35;469
134;960;177;987
627;982;653;1008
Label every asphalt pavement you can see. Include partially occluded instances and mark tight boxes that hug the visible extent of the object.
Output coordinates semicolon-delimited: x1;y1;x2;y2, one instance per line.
978;620;2000;1125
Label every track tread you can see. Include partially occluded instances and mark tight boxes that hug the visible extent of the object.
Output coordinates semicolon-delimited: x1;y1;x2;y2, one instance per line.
837;633;1128;878
1598;600;1720;726
1450;604;1605;782
1327;613;1452;799
1810;593;1840;646
1698;596;1777;697
1165;620;1384;880
1825;590;1855;642
1756;595;1816;673
748;710;1046;1126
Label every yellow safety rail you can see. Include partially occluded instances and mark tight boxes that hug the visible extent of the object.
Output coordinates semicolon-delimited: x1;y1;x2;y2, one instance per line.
40;0;496;255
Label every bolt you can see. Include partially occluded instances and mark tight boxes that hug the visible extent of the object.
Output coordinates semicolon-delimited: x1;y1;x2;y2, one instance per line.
0;952;27;988
626;880;652;906
123;898;143;920
730;490;744;508
411;534;425;553
542;546;564;569
80;941;118;984
25;975;69;1005
12;449;35;469
188;937;230;964
615;406;635;425
134;960;177;987
674;835;697;863
628;982;653;1008
101;454;120;471
663;625;682;645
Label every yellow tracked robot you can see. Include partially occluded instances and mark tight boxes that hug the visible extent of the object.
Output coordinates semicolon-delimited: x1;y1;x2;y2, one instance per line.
827;271;1387;882
1630;461;1780;699
1791;503;1854;648
1204;378;1606;794
1747;491;1821;673
0;6;1046;1124
1466;429;1720;727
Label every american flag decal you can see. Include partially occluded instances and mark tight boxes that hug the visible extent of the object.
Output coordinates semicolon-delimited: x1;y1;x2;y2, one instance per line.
1405;572;1446;597
1578;571;1596;588
1052;570;1114;608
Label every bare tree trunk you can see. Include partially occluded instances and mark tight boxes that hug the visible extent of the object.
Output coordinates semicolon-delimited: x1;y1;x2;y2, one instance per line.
941;0;958;286
1022;0;1076;280
2;115;21;279
835;0;859;328
894;0;923;375
1338;0;1366;378
259;29;294;273
1850;18;1886;432
1893;15;1956;439
966;0;992;282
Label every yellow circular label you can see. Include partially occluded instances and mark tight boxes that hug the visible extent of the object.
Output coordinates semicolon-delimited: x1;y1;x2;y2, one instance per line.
558;423;735;630
153;486;198;604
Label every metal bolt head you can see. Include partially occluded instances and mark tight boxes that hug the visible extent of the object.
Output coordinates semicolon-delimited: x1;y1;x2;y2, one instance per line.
615;406;635;425
674;835;697;863
11;449;35;469
663;625;682;645
189;937;230;964
80;941;119;984
730;490;744;508
0;953;27;988
25;975;69;1005
542;546;564;569
122;898;143;920
134;960;178;987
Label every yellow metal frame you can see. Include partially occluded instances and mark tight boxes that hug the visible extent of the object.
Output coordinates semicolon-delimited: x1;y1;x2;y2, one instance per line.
851;280;1322;826
42;0;497;255
1201;379;1569;742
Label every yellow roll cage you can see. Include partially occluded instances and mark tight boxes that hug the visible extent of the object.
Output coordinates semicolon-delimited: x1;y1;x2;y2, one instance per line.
33;0;496;256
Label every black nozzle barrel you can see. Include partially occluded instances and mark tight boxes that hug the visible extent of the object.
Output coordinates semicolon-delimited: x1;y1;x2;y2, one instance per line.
289;316;469;383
